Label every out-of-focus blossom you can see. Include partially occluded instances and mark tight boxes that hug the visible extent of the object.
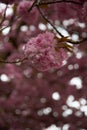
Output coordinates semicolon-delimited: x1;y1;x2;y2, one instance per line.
17;1;39;25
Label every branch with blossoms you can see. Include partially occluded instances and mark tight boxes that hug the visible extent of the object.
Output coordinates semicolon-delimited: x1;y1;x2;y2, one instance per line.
37;1;87;39
36;4;87;47
0;0;87;71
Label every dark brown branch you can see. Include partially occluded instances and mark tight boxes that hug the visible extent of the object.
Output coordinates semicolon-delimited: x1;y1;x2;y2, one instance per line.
0;57;28;64
28;0;38;12
67;37;87;44
38;0;82;6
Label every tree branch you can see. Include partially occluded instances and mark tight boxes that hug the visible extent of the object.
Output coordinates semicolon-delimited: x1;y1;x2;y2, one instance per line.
0;57;28;64
38;0;82;6
37;5;64;37
67;37;87;44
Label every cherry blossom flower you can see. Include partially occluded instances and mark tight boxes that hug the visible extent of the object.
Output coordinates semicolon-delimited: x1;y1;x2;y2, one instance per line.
24;32;68;71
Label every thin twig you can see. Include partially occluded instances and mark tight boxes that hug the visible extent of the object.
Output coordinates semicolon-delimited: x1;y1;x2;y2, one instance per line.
67;37;87;44
0;57;28;64
28;0;38;12
38;0;82;6
37;5;64;37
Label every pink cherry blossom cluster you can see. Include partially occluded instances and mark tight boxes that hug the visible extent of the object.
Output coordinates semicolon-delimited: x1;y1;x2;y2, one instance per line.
17;1;39;25
24;32;68;71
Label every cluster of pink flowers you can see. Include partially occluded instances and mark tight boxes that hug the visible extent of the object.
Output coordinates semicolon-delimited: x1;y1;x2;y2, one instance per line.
17;1;39;25
24;32;68;71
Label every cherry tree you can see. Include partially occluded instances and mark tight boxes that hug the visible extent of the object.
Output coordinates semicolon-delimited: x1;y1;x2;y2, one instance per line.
0;0;87;130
